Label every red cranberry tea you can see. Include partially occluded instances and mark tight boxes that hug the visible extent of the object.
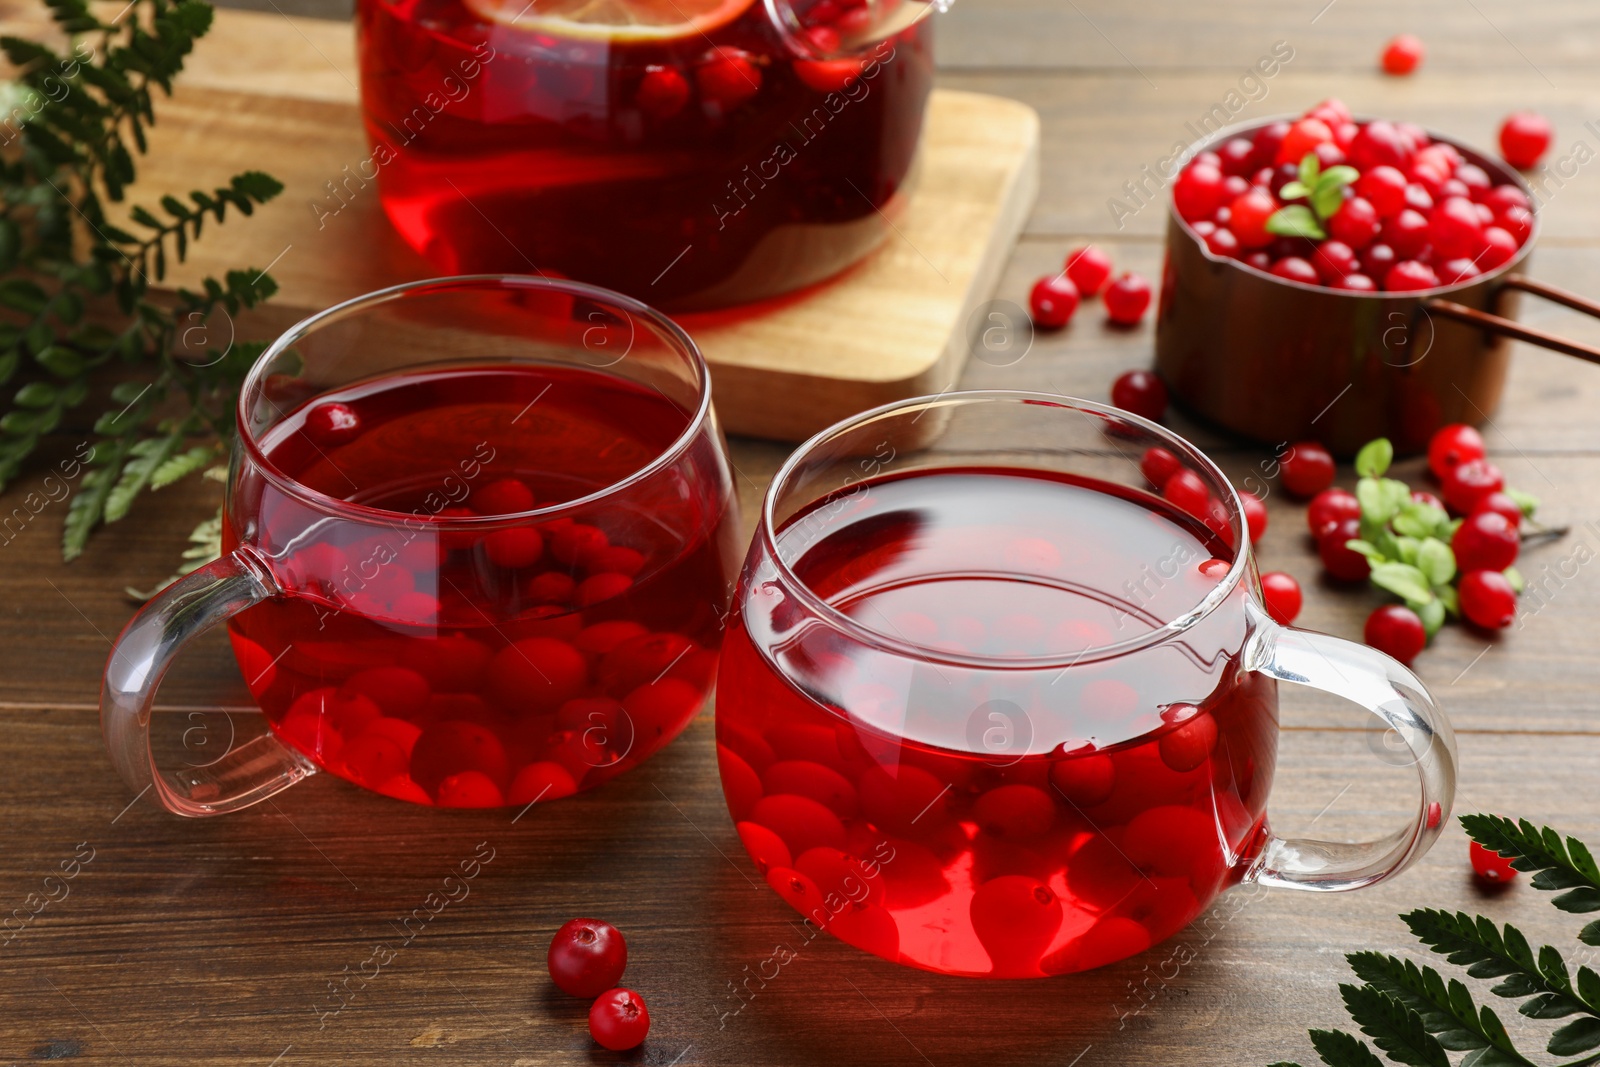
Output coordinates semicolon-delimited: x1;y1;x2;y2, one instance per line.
356;0;934;307
226;363;740;807
717;468;1279;977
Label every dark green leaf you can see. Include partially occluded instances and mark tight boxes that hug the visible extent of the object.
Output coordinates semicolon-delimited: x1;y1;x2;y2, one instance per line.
14;382;56;409
1309;1029;1387;1067
1339;983;1450;1067
1549;1018;1600;1056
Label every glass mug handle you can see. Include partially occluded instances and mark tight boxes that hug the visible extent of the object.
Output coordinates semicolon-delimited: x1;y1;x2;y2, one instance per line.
1241;601;1457;891
102;548;317;818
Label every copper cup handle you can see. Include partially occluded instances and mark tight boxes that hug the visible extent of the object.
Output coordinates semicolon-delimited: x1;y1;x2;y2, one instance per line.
1426;276;1600;364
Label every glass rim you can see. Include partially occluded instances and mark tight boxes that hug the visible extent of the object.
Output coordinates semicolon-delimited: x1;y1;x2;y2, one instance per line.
758;389;1252;670
235;274;714;527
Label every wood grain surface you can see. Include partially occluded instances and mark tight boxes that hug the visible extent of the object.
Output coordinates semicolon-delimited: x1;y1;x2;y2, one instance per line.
5;1;1600;1064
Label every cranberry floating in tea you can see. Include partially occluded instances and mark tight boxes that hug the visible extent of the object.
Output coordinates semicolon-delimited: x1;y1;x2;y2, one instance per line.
716;392;1455;977
356;0;946;308
101;277;741;816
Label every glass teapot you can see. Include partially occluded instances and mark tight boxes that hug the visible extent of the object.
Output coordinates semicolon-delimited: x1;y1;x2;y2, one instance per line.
355;0;949;309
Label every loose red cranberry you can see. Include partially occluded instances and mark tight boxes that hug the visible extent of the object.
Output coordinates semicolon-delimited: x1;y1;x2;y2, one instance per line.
1386;260;1440;292
1381;34;1425;75
1140;446;1182;489
1163;469;1211;521
1350;119;1416;171
1429;196;1485;259
1473;491;1523;528
1259;571;1302;625
1360;242;1398;279
589;988;650;1050
1478;227;1519;270
1469;840;1518;883
1381;209;1430;258
1230;187;1279;248
1111;369;1167;421
1217;136;1256;176
1459;569;1517;629
696;48;762;113
1204;227;1241;258
1104;273;1153;325
1499;111;1553;169
1174;162;1228;221
1329;196;1380;249
1240;491;1268;541
1318;517;1371;582
305;402;361;446
1453;510;1520;571
1065;245;1113;295
1269;256;1319;285
1356;165;1408;217
1441;457;1504;514
1278;117;1334;165
1280;440;1336;499
637;65;689;118
1029;274;1080;328
1498;205;1534;245
1307;487;1361;538
1427;423;1486;479
1482;184;1531;215
1332;272;1377;292
549;919;628;997
1249;121;1290;171
1364;605;1426;665
1312;240;1358;282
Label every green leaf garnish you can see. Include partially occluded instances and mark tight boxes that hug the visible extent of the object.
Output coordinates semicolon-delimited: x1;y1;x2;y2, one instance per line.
1506;488;1540;516
1369;561;1434;606
1505;566;1526;594
1355;438;1394;479
1417;538;1456;587
1267;204;1327;241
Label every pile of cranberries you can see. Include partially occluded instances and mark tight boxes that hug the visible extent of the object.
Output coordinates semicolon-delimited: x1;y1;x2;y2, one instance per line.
1172;98;1535;292
548;918;650;1050
1029;245;1152;329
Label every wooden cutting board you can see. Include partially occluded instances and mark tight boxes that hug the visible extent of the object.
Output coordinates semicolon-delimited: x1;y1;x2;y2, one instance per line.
84;7;1039;441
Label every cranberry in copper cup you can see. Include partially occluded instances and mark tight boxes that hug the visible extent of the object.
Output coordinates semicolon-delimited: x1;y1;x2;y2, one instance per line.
1155;115;1600;457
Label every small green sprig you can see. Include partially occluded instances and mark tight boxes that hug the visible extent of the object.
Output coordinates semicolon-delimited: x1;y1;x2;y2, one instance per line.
1270;814;1600;1067
1266;152;1360;241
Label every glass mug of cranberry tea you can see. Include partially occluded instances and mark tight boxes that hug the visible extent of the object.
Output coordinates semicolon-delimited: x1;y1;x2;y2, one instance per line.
356;0;941;309
716;391;1457;977
1157;112;1600;457
101;276;742;817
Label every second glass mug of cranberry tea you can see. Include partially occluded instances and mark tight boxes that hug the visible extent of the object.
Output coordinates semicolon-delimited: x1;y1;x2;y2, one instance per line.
715;391;1456;976
100;276;742;816
355;0;938;308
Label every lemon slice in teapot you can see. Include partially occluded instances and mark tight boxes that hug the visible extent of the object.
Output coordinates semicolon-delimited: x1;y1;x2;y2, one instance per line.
462;0;755;40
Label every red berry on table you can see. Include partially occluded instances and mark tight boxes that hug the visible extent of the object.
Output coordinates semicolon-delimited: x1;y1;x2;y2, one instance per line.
548;918;628;997
1029;274;1080;329
1429;197;1486;259
1065;245;1113;295
1280;441;1335;499
1140;446;1182;489
1240;491;1268;541
1329;196;1381;250
1441;457;1504;514
1381;34;1425;75
1111;369;1167;421
305;402;361;446
1104;273;1153;325
1386;260;1440;292
695;48;762;113
1269;257;1319;285
1230;187;1279;248
1473;491;1524;528
1259;571;1302;625
1174;162;1228;222
1452;510;1520;572
1469;840;1518;883
1411;489;1446;511
1277;117;1334;165
1427;423;1486;479
1356;165;1408;217
589;987;651;1051
1499;111;1553;170
1163;469;1211;521
1364;605;1427;665
1333;273;1377;292
1318;517;1371;582
1459;569;1518;629
636;65;690;118
1308;488;1361;538
1312;240;1358;283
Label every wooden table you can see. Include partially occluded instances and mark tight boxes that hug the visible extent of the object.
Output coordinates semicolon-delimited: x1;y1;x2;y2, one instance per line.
6;1;1600;1063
